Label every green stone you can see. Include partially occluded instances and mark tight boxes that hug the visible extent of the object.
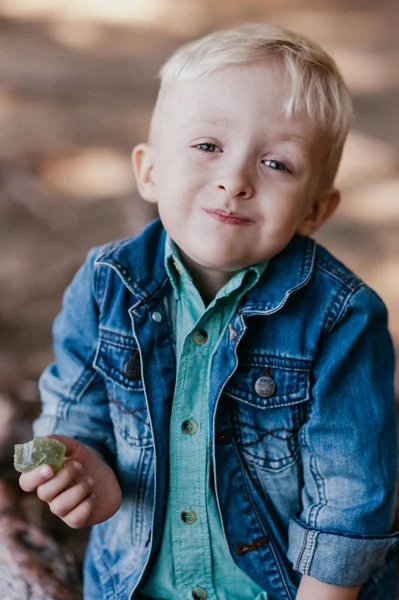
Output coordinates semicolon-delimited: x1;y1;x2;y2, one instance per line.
14;437;66;473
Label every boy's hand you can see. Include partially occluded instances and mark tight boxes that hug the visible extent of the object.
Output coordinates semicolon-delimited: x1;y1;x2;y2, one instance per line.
19;434;122;529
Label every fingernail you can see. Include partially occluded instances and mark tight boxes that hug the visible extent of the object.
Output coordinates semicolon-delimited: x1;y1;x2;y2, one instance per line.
86;477;95;487
71;461;83;471
40;465;52;478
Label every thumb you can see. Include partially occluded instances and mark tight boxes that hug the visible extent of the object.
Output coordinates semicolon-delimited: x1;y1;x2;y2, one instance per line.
44;434;84;457
44;434;100;467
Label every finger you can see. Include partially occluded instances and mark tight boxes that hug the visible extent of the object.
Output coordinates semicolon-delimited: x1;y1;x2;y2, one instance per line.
44;434;83;458
19;464;54;493
62;495;95;529
49;478;94;518
37;461;83;503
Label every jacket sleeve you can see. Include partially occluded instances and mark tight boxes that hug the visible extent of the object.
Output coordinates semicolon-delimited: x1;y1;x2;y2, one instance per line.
33;246;117;466
287;284;399;586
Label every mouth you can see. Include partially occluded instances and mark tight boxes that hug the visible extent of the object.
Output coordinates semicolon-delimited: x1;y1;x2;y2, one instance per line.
203;208;253;225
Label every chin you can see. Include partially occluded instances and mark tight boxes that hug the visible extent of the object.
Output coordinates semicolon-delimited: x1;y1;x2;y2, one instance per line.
198;241;244;264
192;252;251;272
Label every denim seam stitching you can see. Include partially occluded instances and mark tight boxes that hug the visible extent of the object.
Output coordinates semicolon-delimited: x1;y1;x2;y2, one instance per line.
96;258;148;301
67;255;101;398
96;263;109;311
133;448;150;549
300;420;327;528
325;284;366;334
307;453;327;527
303;530;319;574
225;389;309;409
321;282;349;333
98;330;137;348
95;542;120;599
73;365;99;401
93;258;101;307
315;256;362;290
295;527;308;572
239;360;311;371
232;438;295;599
68;354;98;401
245;448;300;472
234;421;300;440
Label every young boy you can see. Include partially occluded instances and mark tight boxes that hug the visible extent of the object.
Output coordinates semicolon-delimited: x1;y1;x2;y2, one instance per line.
19;23;398;600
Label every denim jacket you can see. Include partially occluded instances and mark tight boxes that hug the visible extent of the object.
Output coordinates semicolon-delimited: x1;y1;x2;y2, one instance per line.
34;219;399;600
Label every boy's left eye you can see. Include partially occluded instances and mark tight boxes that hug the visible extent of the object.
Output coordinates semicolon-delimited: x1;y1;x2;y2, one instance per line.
195;142;221;153
263;159;291;173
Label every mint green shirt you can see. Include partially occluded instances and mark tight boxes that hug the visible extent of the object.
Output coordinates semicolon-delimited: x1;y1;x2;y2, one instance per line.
138;235;268;600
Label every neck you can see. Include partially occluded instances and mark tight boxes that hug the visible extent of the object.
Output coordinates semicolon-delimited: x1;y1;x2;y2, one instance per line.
179;252;234;303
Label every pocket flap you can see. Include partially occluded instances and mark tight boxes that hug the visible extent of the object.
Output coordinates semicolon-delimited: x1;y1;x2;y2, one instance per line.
224;354;310;409
93;329;143;391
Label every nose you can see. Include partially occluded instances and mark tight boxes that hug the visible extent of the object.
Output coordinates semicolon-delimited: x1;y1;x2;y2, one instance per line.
216;164;254;199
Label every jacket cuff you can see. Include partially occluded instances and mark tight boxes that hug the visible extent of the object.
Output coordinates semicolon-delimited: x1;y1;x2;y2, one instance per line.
288;517;399;586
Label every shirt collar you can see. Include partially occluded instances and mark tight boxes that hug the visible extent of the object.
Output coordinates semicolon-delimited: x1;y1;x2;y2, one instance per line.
164;233;268;304
95;218;316;315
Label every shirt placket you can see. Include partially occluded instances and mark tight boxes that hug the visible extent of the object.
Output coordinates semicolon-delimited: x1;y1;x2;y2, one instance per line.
170;315;218;599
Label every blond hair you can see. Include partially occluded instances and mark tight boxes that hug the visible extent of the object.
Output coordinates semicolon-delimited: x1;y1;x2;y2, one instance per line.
150;23;352;184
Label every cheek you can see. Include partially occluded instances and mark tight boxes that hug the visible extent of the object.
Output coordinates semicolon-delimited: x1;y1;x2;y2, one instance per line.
261;202;305;245
267;197;303;224
160;157;201;194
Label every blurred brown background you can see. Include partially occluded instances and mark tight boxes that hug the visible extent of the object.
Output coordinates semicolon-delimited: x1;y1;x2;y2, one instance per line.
0;0;398;595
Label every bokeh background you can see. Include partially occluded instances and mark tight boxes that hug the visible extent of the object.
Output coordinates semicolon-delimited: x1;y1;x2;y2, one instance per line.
0;0;398;595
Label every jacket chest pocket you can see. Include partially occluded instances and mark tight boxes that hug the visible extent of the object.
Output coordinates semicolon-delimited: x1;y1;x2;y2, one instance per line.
93;332;152;448
223;355;311;471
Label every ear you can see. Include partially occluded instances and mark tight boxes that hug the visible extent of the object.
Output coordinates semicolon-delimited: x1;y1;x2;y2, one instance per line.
131;143;158;203
297;188;341;236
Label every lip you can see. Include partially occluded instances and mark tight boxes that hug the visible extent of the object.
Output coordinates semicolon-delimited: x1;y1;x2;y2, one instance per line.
203;208;253;225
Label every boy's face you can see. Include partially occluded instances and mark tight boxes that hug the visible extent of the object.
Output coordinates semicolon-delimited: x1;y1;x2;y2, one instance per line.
133;61;339;276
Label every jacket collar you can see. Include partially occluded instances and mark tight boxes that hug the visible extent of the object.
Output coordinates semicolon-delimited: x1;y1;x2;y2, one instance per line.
95;218;316;314
95;219;170;303
241;233;316;315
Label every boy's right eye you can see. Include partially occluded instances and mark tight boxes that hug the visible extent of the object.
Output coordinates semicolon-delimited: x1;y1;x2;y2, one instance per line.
194;142;222;153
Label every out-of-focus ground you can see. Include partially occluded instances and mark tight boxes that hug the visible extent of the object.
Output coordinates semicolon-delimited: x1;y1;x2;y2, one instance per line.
0;0;398;592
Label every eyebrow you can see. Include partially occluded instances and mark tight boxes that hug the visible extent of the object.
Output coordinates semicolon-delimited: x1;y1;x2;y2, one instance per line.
277;134;310;153
183;117;312;157
183;115;234;129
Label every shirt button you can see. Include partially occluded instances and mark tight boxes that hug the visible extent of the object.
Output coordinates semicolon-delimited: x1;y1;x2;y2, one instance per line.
192;588;207;599
254;375;276;398
182;509;197;524
182;419;198;435
152;311;162;323
193;330;208;345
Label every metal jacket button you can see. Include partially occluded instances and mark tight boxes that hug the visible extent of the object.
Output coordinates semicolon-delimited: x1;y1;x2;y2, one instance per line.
254;375;276;398
182;419;198;435
124;351;141;379
182;509;197;524
193;330;208;345
192;588;207;599
152;311;162;323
